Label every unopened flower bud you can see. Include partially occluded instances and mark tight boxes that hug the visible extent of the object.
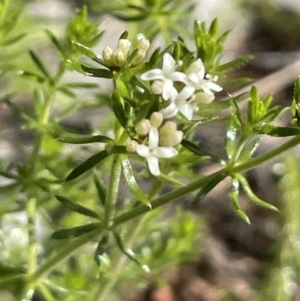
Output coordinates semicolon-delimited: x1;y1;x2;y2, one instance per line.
111;49;126;66
117;39;131;57
136;119;151;136
159;130;183;147
130;49;146;65
159;121;177;136
102;46;113;64
195;91;214;104
185;59;204;75
151;80;163;95
150;112;163;128
138;38;150;51
126;140;138;152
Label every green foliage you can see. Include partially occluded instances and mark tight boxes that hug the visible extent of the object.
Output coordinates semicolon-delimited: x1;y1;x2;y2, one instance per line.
2;1;300;300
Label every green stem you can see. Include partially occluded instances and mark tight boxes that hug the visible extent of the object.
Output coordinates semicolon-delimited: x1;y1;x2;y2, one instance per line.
110;170;228;229
232;135;300;173
27;135;300;285
29;230;99;284
92;216;148;301
26;64;66;285
104;154;122;228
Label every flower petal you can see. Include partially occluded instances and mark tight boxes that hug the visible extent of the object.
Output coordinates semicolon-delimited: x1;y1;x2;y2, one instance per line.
153;146;178;158
160;103;178;118
186;59;205;77
147;156;160;176
140;69;164;81
169;71;188;84
177;103;194;120
162;78;177;101
205;81;223;92
136;145;150;157
176;85;195;102
162;53;175;75
148;127;159;150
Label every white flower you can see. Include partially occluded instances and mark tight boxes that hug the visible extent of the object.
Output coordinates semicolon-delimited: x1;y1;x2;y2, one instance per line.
160;85;195;120
185;59;222;101
136;127;178;176
140;53;187;102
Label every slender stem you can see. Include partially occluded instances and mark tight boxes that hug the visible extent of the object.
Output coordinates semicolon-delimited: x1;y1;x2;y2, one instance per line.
26;64;66;285
92;216;148;301
29;230;99;284
104;154;122;228
110;170;228;229
27;134;300;286
232;135;300;173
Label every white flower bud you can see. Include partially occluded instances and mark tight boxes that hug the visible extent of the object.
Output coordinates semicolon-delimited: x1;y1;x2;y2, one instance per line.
159;121;177;136
111;49;126;66
195;91;215;104
117;39;131;57
102;46;113;64
138;38;150;51
126;140;138;152
150;112;163;128
159;130;183;147
185;59;204;75
136;119;151;136
151;80;164;95
130;49;146;65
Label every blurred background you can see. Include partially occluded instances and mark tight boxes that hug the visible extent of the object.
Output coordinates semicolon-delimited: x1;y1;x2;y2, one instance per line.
1;0;300;300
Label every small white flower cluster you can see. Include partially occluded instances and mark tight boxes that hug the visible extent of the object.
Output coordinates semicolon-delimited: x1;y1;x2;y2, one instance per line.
102;36;150;67
140;53;222;120
127;112;183;176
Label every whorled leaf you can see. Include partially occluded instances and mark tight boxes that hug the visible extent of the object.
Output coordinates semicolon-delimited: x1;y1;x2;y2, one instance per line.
66;150;110;181
121;156;150;207
52;223;100;239
56;195;101;219
229;178;250;224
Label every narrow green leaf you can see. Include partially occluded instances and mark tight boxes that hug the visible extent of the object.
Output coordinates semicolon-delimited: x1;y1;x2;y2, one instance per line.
158;173;184;188
93;175;107;206
2;34;26;46
217;54;253;72
121;156;150;207
226;118;238;160
57;134;114;144
248;86;259;123
294;77;300;104
29;50;51;79
229;179;250;224
18;70;45;83
256;125;300;137
238;174;278;211
192;172;227;205
0;170;17;179
72;42;103;65
52;223;100;239
57;86;76;98
116;79;130;99
81;64;112;79
66;149;110;181
94;234;109;266
111;13;146;22
45;29;63;53
119;30;128;39
56;195;100;219
238;138;260;163
63;82;99;89
112;93;127;128
181;139;220;162
113;232;141;266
